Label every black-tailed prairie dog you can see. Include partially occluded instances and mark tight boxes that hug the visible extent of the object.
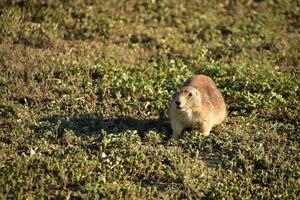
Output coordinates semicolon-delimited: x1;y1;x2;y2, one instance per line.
169;75;227;139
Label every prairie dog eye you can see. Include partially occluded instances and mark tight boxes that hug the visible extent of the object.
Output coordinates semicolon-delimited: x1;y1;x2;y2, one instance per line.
189;92;192;97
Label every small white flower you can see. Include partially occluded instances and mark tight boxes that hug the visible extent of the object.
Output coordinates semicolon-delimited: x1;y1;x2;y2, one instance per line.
101;152;107;158
30;147;38;156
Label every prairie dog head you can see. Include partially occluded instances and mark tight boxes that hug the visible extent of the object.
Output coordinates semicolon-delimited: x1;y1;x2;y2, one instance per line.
174;86;201;110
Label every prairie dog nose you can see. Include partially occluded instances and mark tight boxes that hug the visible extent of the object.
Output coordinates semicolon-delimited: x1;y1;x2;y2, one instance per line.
175;101;180;106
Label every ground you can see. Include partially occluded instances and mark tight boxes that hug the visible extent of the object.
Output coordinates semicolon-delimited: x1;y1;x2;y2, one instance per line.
0;0;299;199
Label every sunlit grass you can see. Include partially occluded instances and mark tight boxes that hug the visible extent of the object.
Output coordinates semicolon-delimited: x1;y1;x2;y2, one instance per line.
0;0;299;199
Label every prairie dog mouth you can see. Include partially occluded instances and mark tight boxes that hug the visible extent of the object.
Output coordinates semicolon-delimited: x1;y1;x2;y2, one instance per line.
176;106;185;110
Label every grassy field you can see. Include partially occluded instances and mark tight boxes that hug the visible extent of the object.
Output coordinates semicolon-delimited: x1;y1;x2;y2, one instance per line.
0;0;299;199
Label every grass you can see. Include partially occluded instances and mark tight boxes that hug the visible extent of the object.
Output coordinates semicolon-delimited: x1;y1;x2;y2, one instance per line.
0;0;299;199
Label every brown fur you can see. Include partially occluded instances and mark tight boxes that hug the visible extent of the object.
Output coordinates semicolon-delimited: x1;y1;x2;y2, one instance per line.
169;75;227;139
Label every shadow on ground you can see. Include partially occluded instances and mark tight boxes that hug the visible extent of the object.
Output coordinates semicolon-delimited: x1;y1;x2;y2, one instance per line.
34;114;224;169
35;114;171;139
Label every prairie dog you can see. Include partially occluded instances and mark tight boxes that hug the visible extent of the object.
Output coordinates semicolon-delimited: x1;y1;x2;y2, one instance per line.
169;75;226;139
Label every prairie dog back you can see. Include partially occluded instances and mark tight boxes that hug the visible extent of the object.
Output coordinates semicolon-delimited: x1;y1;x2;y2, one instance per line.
183;75;227;124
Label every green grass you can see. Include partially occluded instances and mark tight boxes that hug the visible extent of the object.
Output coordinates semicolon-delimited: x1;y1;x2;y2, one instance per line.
0;0;299;199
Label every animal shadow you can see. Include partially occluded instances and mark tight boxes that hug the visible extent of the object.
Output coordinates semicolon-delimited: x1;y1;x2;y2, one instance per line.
34;114;224;169
35;114;171;139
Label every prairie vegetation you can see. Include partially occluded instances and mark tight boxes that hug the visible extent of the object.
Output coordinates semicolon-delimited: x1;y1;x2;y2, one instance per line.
0;0;299;199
